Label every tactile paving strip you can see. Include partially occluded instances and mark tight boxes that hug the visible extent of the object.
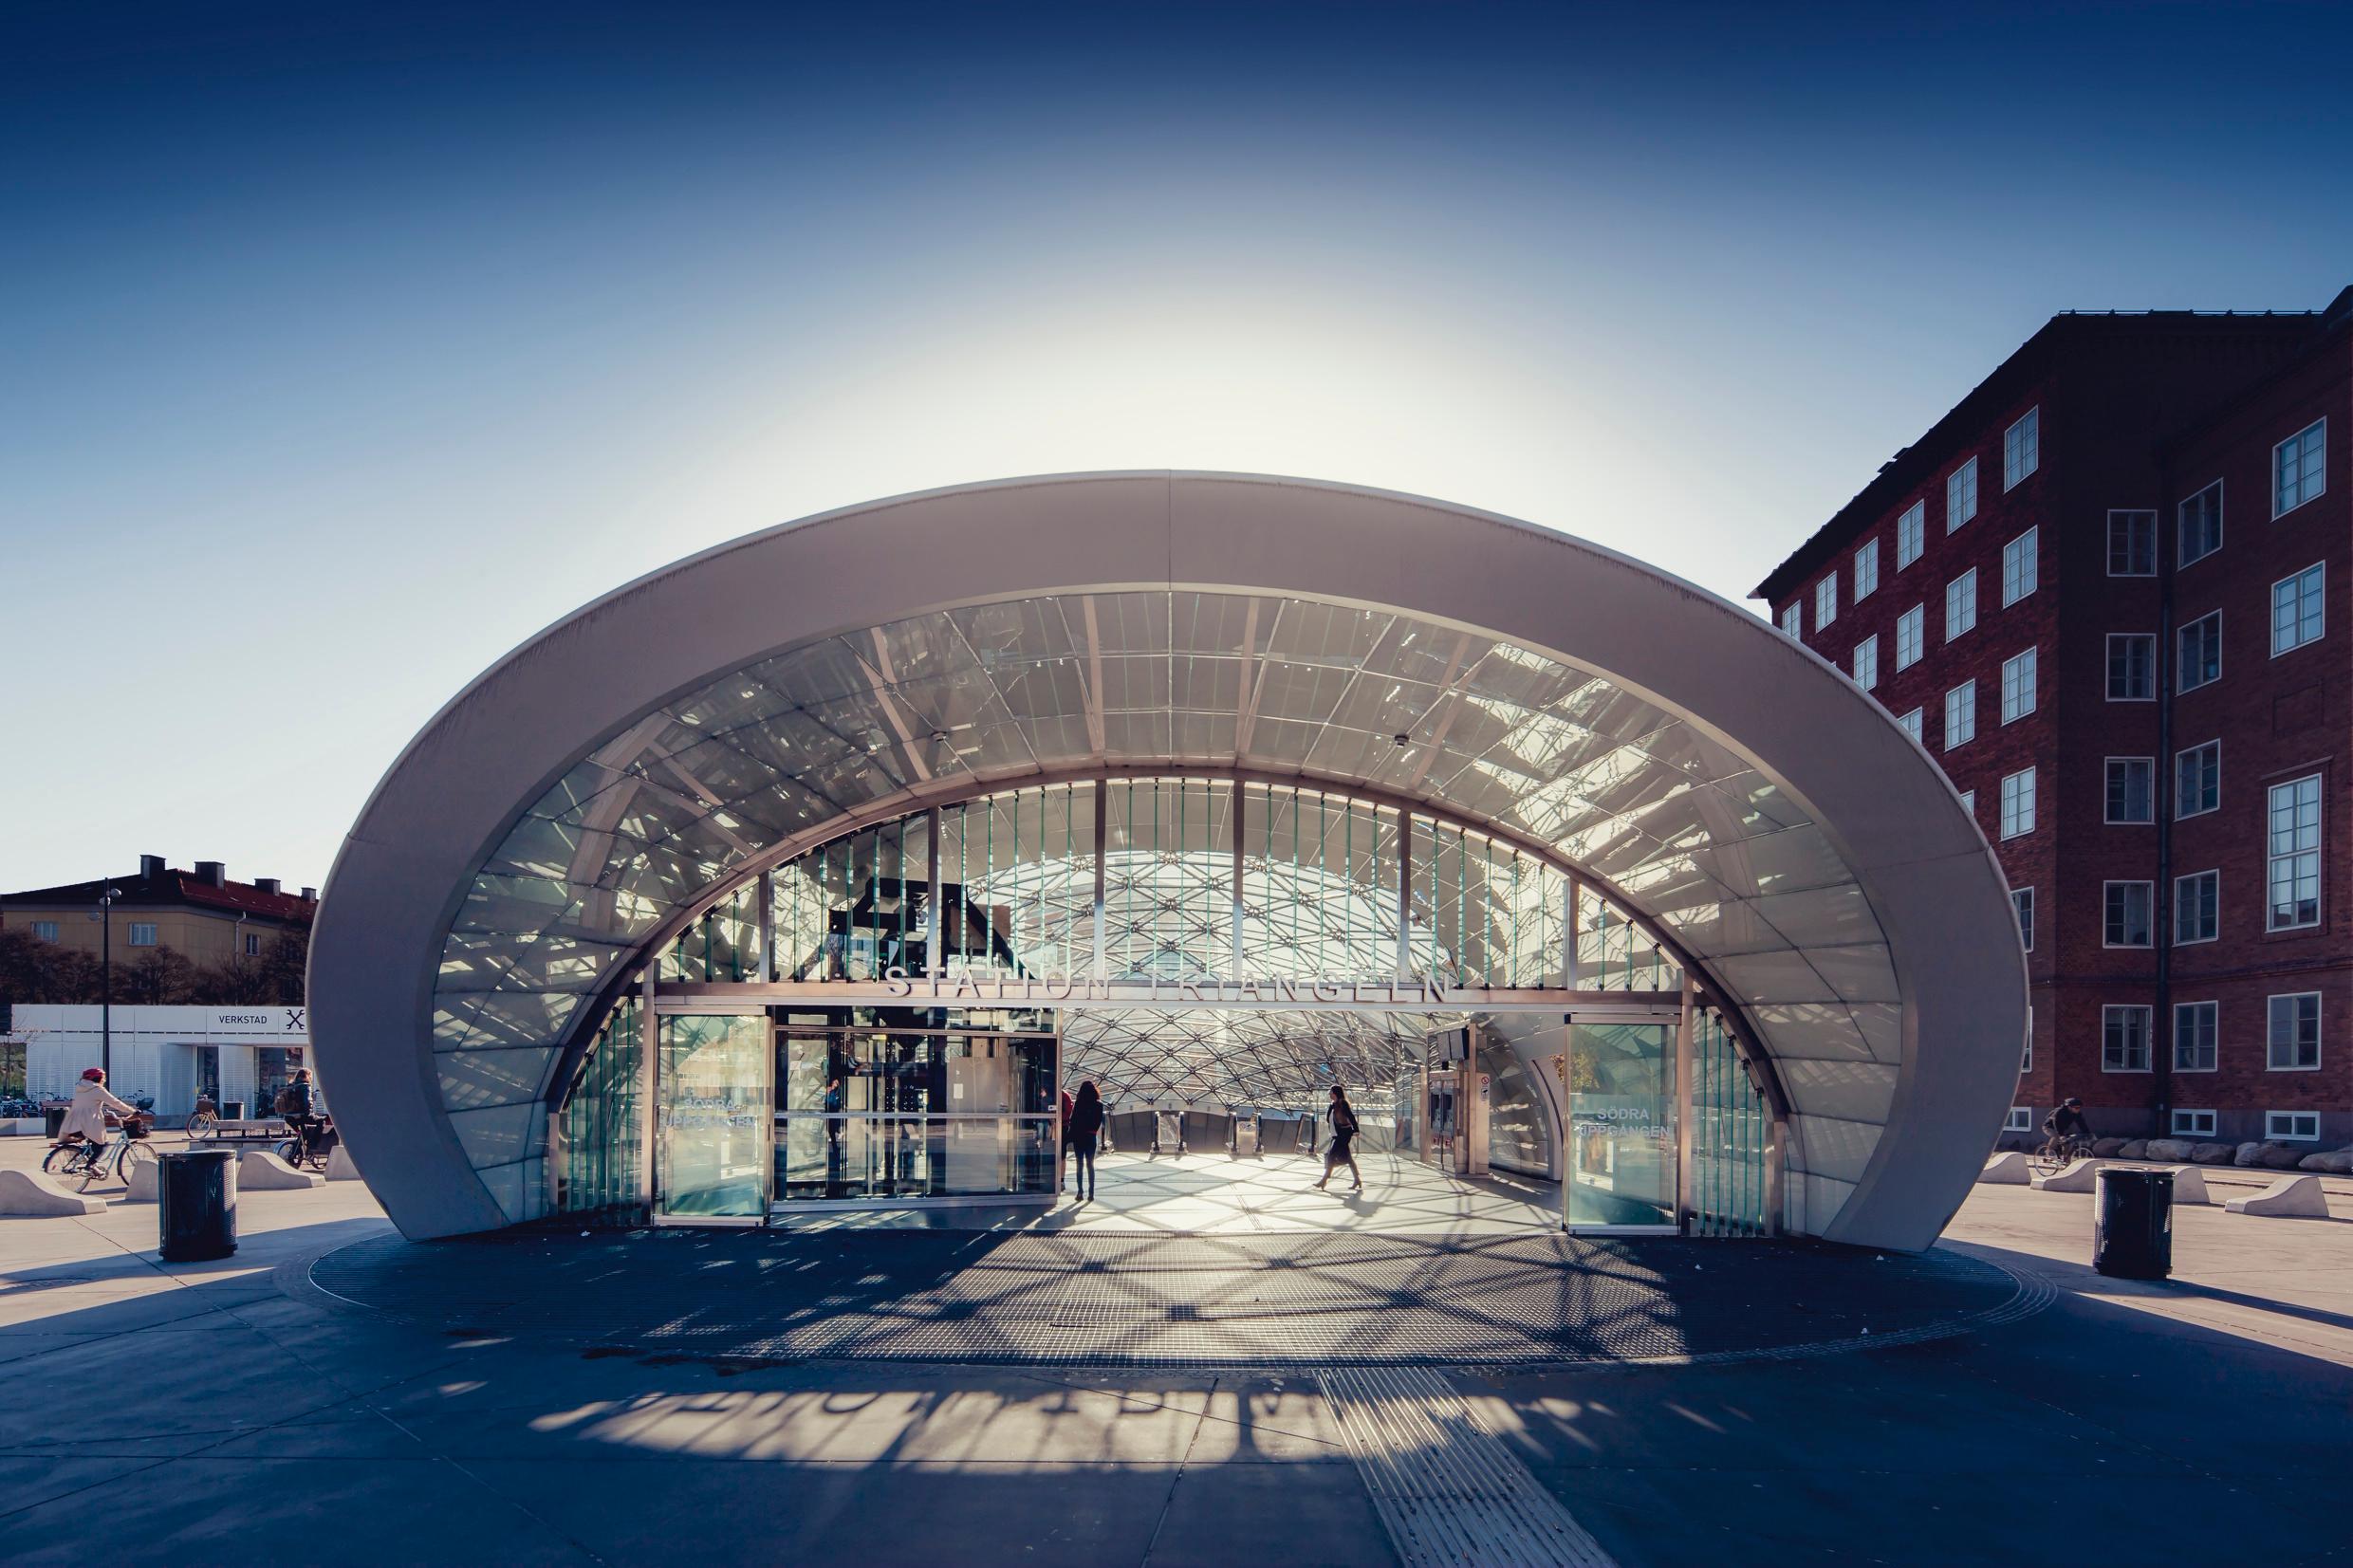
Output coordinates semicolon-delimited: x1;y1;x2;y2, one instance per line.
303;1226;2028;1368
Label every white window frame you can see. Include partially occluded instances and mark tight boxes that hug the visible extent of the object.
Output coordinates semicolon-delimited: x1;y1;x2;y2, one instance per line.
1945;567;1978;642
2003;1106;2033;1134
2021;1007;2034;1074
2171;1108;2217;1138
2172;868;2219;946
1852;635;1879;692
2172;1000;2218;1073
2270;562;2324;656
2272;417;2326;519
2102;1004;2152;1073
2266;1110;2322;1142
2176;740;2221;820
2105;632;2157;702
2011;886;2034;952
2103;880;2155;949
127;922;157;948
1999;647;2037;724
1960;787;1977;819
2106;509;2156;577
1947;457;1978;532
1943;680;1975;750
1999;767;2036;839
2004;407;2040;490
1853;539;1880;601
1814;572;1839;630
1897;501;1925;568
2176;609;2222;693
2266;774;2323;932
1895;604;1924;670
2267;991;2322;1072
2104;757;2155;824
31;919;59;942
1897;707;1924;745
1779;601;1803;638
2177;479;2223;566
2001;526;2039;606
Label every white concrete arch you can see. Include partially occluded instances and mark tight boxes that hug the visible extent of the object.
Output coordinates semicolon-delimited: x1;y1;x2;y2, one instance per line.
309;472;2025;1248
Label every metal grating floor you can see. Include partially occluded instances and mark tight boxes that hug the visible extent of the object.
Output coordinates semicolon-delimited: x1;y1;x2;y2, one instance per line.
304;1226;2025;1368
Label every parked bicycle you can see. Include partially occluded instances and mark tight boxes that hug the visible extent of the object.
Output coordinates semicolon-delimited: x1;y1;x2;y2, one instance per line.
43;1114;157;1190
185;1099;219;1142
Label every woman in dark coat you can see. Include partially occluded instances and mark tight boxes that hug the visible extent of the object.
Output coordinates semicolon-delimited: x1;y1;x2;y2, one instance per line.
1313;1084;1362;1192
1066;1080;1105;1202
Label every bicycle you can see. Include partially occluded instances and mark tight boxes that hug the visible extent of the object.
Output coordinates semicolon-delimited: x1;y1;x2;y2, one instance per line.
184;1108;219;1142
275;1116;335;1172
2027;1131;2095;1179
42;1116;158;1190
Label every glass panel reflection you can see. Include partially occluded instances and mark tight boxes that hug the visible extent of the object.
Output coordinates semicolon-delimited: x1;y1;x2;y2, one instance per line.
657;1014;771;1218
1566;1023;1677;1227
774;1025;1056;1201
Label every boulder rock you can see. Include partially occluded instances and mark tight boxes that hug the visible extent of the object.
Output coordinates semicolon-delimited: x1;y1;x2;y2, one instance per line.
2234;1141;2270;1167
2296;1148;2353;1173
2091;1137;2130;1157
2142;1138;2197;1161
2116;1140;2148;1159
2256;1143;2309;1170
2191;1143;2238;1165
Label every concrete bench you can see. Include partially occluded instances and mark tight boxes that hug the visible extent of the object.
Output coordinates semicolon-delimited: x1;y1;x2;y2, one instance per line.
0;1168;107;1216
238;1149;324;1190
2224;1174;2330;1218
2030;1158;2100;1192
325;1143;364;1181
1978;1152;2031;1185
198;1118;289;1144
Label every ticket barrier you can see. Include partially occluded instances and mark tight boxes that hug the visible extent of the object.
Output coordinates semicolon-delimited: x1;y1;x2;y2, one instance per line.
1422;1067;1490;1176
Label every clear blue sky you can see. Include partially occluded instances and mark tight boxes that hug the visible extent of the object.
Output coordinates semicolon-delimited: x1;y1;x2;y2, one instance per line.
7;2;2350;894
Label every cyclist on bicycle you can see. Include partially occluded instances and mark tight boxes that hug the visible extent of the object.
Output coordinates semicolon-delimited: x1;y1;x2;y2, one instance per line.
278;1069;324;1162
2041;1097;2093;1159
59;1067;138;1171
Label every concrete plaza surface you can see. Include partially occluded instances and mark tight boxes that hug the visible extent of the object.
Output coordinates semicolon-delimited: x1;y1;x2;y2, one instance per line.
2;1138;2350;1567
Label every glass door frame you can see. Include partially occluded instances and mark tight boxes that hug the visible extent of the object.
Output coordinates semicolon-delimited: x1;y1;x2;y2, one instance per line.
1557;986;1692;1237
650;1003;774;1227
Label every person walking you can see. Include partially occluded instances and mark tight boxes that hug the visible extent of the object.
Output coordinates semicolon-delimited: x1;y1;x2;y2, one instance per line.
1066;1080;1104;1202
1059;1085;1077;1191
1313;1084;1362;1192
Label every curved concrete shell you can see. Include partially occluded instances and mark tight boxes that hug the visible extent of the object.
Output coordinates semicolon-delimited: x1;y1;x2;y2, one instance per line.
310;473;2026;1249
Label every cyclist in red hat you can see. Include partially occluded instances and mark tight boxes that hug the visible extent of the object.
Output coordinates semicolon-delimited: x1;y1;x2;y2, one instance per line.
60;1067;139;1173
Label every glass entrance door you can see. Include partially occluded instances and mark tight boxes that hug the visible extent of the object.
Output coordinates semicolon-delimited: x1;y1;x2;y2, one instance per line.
1564;1021;1678;1230
657;1013;773;1221
775;1024;1057;1203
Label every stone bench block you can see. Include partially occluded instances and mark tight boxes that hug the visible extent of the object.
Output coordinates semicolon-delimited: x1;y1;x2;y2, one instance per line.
2030;1158;2100;1193
0;1168;106;1216
2224;1174;2330;1218
238;1150;324;1190
2166;1166;2210;1205
325;1144;364;1181
123;1158;158;1202
1978;1152;2031;1185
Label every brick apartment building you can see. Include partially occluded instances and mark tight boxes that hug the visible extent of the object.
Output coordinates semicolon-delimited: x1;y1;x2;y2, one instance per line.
1757;286;2353;1149
0;856;318;968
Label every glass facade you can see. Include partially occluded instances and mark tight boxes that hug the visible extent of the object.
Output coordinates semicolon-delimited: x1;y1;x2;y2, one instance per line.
1689;1009;1772;1236
775;1024;1055;1201
1565;1023;1678;1228
556;997;640;1219
656;1014;771;1219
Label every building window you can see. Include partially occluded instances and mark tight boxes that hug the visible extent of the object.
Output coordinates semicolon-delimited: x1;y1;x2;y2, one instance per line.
2105;758;2154;824
2273;418;2326;517
1897;707;1924;744
1999;767;2036;839
1897;500;1925;568
1852;635;1879;691
2267;1110;2322;1141
128;923;157;948
30;919;59;942
2175;741;2221;819
1895;604;1924;670
2011;887;2034;952
1945;567;1978;641
2004;407;2040;490
2174;869;2219;945
2173;1001;2218;1072
2001;527;2039;606
1853;539;1880;601
2106;633;2156;701
245;932;261;956
1960;787;1977;818
1999;647;2037;724
2106;509;2156;576
2103;881;2154;948
2103;1004;2152;1072
2177;480;2222;566
1947;458;1979;531
2172;1108;2217;1138
2266;994;2321;1069
2176;611;2221;692
2271;563;2324;655
2004;1106;2033;1134
1779;602;1802;638
2021;1007;2034;1073
2267;775;2322;931
1943;680;1975;749
1814;573;1838;629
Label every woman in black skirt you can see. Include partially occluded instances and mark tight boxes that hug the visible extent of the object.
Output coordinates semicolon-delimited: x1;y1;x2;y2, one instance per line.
1312;1084;1362;1191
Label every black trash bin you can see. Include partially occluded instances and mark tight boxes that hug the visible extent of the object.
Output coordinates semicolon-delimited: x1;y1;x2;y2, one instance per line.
43;1103;67;1139
157;1149;237;1263
220;1099;246;1121
2093;1167;2173;1280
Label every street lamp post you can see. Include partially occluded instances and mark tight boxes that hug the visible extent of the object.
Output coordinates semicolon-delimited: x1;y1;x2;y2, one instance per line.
91;885;122;1078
